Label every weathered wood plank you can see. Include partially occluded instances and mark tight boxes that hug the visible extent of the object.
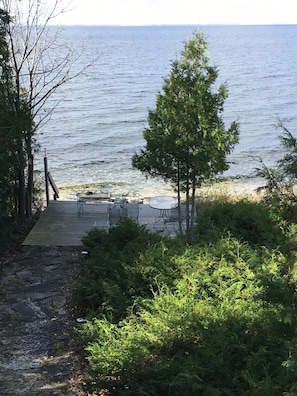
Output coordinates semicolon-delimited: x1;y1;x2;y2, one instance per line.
22;201;166;246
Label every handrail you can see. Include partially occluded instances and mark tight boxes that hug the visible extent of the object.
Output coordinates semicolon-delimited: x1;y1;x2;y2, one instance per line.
44;155;59;205
48;172;59;200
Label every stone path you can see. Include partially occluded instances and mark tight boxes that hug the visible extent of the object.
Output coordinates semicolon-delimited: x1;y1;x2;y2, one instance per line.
0;201;175;395
0;246;84;395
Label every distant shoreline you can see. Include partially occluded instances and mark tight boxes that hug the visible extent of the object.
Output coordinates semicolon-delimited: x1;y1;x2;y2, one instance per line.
56;24;297;28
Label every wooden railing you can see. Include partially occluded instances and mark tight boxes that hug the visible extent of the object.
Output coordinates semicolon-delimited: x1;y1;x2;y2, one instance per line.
44;155;59;205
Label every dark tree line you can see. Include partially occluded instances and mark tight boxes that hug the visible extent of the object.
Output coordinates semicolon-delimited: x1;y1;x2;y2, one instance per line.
0;8;34;246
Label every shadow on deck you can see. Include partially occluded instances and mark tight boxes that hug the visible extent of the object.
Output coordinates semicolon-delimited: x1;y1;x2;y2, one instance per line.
22;200;167;247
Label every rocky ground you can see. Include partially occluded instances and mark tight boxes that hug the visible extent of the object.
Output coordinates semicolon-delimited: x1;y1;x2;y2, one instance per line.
0;246;87;395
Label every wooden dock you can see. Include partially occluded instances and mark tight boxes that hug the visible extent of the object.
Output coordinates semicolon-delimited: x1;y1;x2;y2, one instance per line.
22;200;167;246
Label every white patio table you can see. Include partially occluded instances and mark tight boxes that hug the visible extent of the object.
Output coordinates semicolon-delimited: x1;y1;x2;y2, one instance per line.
149;195;178;220
77;191;111;216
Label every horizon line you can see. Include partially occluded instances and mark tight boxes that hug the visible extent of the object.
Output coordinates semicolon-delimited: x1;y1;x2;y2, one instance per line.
51;23;297;27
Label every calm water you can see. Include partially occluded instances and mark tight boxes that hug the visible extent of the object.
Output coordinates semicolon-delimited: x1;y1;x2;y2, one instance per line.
35;25;297;196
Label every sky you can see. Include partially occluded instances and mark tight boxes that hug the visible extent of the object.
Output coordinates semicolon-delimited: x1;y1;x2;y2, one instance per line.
54;0;297;26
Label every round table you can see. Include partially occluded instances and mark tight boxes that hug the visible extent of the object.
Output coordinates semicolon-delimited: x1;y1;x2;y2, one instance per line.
149;196;178;223
149;196;178;211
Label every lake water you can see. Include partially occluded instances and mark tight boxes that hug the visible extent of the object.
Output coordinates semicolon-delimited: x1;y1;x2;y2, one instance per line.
35;25;297;197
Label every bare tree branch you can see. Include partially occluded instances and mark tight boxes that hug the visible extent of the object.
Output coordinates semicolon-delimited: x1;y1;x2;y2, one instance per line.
3;0;99;130
1;0;100;217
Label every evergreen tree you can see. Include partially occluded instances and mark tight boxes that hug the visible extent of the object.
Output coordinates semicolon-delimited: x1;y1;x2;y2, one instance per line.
132;32;239;242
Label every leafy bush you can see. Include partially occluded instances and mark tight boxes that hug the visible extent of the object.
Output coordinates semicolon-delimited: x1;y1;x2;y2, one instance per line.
0;215;17;251
74;218;183;320
76;217;297;394
256;122;297;224
0;215;34;252
194;200;286;249
77;238;297;395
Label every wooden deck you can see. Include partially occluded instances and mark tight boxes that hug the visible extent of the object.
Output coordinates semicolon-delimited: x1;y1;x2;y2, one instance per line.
22;200;168;246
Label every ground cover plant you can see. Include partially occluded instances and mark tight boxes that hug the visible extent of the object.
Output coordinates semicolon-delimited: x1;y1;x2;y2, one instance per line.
74;203;297;395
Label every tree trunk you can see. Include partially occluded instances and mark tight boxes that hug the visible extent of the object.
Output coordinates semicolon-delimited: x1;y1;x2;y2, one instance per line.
189;180;196;244
176;163;183;234
18;166;25;220
185;167;191;239
26;154;34;218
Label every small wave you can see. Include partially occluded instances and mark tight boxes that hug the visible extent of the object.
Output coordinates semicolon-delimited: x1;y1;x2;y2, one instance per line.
83;160;106;165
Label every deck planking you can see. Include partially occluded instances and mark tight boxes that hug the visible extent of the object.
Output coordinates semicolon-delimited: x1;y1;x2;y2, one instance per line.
22;200;166;246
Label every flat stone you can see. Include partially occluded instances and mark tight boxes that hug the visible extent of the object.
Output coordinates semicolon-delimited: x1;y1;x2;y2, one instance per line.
16;269;33;279
0;305;13;322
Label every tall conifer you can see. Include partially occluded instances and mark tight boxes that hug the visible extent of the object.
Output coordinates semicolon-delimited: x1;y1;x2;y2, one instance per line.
133;32;239;242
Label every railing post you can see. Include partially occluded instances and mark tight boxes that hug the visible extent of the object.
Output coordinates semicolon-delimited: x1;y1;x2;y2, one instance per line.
44;154;49;206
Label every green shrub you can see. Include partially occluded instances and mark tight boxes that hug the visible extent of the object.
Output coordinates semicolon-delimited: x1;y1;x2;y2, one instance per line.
255;122;297;225
74;218;182;320
0;214;34;252
194;200;285;248
77;235;297;395
0;215;16;251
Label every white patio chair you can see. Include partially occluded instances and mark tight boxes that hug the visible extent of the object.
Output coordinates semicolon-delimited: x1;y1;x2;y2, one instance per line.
94;206;110;229
109;203;128;226
109;205;120;226
126;203;140;223
94;219;110;229
164;204;187;235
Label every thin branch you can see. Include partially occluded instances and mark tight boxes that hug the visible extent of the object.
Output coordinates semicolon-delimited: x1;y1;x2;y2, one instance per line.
2;0;99;130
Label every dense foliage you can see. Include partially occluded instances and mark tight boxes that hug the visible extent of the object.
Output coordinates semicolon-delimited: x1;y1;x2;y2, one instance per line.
74;201;297;395
257;121;297;222
0;9;34;249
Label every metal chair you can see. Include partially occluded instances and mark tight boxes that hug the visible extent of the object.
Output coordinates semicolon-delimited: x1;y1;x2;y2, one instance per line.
109;203;128;226
113;197;128;205
94;219;110;229
126;203;140;223
94;206;110;229
109;205;120;226
164;204;186;235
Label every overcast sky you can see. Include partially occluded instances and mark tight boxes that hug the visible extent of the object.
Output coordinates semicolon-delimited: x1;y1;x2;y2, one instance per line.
54;0;296;26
